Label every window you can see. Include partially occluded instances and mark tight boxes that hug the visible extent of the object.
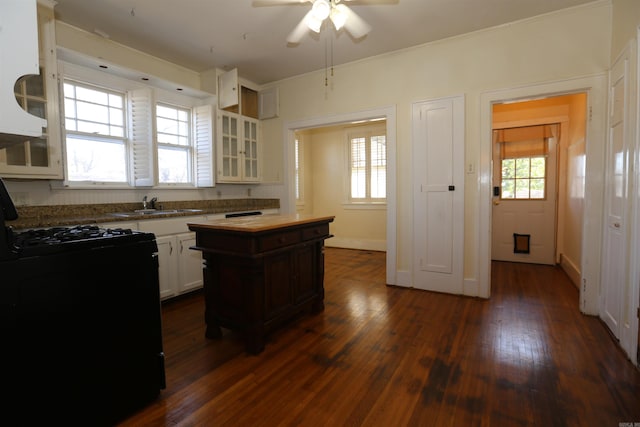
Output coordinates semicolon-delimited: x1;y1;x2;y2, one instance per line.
495;125;554;200
348;127;386;202
60;62;216;188
501;156;546;199
294;137;304;202
63;81;127;183
156;103;192;184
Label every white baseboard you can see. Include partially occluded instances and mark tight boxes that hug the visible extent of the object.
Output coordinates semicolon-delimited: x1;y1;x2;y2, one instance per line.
395;270;412;287
325;237;386;252
559;253;581;288
463;277;481;297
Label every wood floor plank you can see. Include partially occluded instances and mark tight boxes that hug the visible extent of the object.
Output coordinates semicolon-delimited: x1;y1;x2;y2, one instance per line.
118;249;640;426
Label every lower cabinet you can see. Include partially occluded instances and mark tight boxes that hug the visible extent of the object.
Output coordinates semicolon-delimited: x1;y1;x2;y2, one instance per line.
155;232;203;300
138;216;208;301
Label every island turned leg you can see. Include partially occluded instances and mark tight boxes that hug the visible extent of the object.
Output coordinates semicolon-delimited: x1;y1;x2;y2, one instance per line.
203;256;223;339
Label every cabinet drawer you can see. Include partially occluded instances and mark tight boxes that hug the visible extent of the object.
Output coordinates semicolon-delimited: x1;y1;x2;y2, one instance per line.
302;224;329;241
258;229;301;252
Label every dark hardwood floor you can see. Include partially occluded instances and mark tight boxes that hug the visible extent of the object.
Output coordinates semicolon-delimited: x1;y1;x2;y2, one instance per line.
119;248;640;426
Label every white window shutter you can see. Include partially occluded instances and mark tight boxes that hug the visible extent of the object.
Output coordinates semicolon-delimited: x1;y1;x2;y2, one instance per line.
194;105;215;187
128;88;155;187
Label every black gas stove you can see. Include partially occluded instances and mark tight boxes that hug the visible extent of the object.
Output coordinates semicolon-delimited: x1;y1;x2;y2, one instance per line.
0;178;165;426
8;223;155;258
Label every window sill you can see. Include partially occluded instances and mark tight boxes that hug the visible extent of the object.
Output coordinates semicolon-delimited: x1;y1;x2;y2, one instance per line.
342;202;387;210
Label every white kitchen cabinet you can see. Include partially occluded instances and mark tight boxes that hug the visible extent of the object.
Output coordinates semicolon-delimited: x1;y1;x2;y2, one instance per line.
138;216;206;300
155;235;178;300
0;1;62;179
176;232;203;294
217;110;261;183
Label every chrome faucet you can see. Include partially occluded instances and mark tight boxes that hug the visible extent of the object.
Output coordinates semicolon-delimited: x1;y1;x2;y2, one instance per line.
150;197;158;209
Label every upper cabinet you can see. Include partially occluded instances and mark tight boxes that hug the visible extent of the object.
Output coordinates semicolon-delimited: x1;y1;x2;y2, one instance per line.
216;69;264;183
217;111;260;183
0;1;62;179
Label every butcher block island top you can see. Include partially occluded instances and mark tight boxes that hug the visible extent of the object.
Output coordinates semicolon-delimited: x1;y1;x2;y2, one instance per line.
187;214;335;354
187;214;335;233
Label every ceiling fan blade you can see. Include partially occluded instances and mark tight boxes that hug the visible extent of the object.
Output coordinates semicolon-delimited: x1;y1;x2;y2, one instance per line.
252;0;311;6
341;0;399;4
340;5;372;39
286;10;313;44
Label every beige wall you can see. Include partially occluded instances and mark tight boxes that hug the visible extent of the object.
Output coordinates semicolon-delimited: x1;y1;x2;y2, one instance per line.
296;125;387;251
261;2;611;286
612;0;640;58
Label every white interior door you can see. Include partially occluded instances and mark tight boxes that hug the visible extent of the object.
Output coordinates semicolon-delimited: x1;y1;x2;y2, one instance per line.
412;95;464;294
600;52;630;339
491;126;558;265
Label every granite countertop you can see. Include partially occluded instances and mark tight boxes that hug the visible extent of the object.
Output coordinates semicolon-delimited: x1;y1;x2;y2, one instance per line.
7;198;280;230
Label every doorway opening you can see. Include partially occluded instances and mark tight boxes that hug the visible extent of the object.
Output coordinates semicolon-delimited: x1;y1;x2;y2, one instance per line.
491;94;586;277
283;106;397;286
478;74;608;314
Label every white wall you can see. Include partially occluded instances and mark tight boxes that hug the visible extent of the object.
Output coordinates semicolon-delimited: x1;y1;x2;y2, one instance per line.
260;2;612;289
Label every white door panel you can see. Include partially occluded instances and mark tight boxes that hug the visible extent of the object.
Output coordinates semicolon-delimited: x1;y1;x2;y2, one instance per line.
413;96;464;294
600;53;629;339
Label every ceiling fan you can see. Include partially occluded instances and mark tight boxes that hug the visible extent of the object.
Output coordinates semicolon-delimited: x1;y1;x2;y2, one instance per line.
252;0;398;44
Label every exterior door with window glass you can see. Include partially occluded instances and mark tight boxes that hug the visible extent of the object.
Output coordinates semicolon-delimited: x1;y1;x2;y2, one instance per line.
491;125;558;265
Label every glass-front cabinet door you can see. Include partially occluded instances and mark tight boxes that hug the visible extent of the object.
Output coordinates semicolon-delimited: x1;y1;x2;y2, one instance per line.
0;2;62;179
243;118;259;181
218;112;240;182
217;111;261;183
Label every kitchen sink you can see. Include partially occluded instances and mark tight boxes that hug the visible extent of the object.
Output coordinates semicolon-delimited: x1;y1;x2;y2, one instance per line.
110;208;204;217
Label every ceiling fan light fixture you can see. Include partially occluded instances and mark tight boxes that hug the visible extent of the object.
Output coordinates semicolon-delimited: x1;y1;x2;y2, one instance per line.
311;0;331;21
304;13;323;33
330;4;348;30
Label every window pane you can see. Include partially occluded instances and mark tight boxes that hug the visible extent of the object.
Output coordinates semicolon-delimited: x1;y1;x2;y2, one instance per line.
515;178;530;198
501;179;515;198
530;178;545;199
76;86;108;104
66;136;126;182
515;158;530;178
502;159;515;179
351;169;366;198
158;147;189;183
531;157;545;178
371;166;386;198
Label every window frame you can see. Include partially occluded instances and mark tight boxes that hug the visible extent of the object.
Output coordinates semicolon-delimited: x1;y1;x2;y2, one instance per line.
62;78;129;185
155;102;194;187
499;155;548;200
294;136;304;205
344;124;387;207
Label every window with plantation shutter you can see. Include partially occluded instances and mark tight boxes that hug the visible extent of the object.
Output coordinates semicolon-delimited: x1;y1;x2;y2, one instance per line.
194;105;215;187
347;125;386;203
60;62;215;188
129;88;155;187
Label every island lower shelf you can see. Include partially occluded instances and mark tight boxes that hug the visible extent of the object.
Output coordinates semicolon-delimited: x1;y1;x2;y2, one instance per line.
188;214;334;354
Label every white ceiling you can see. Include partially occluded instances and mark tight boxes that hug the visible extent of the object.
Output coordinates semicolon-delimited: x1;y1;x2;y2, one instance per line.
52;0;598;85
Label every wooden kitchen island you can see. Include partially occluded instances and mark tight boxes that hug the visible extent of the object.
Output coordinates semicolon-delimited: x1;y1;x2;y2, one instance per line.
188;214;334;354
